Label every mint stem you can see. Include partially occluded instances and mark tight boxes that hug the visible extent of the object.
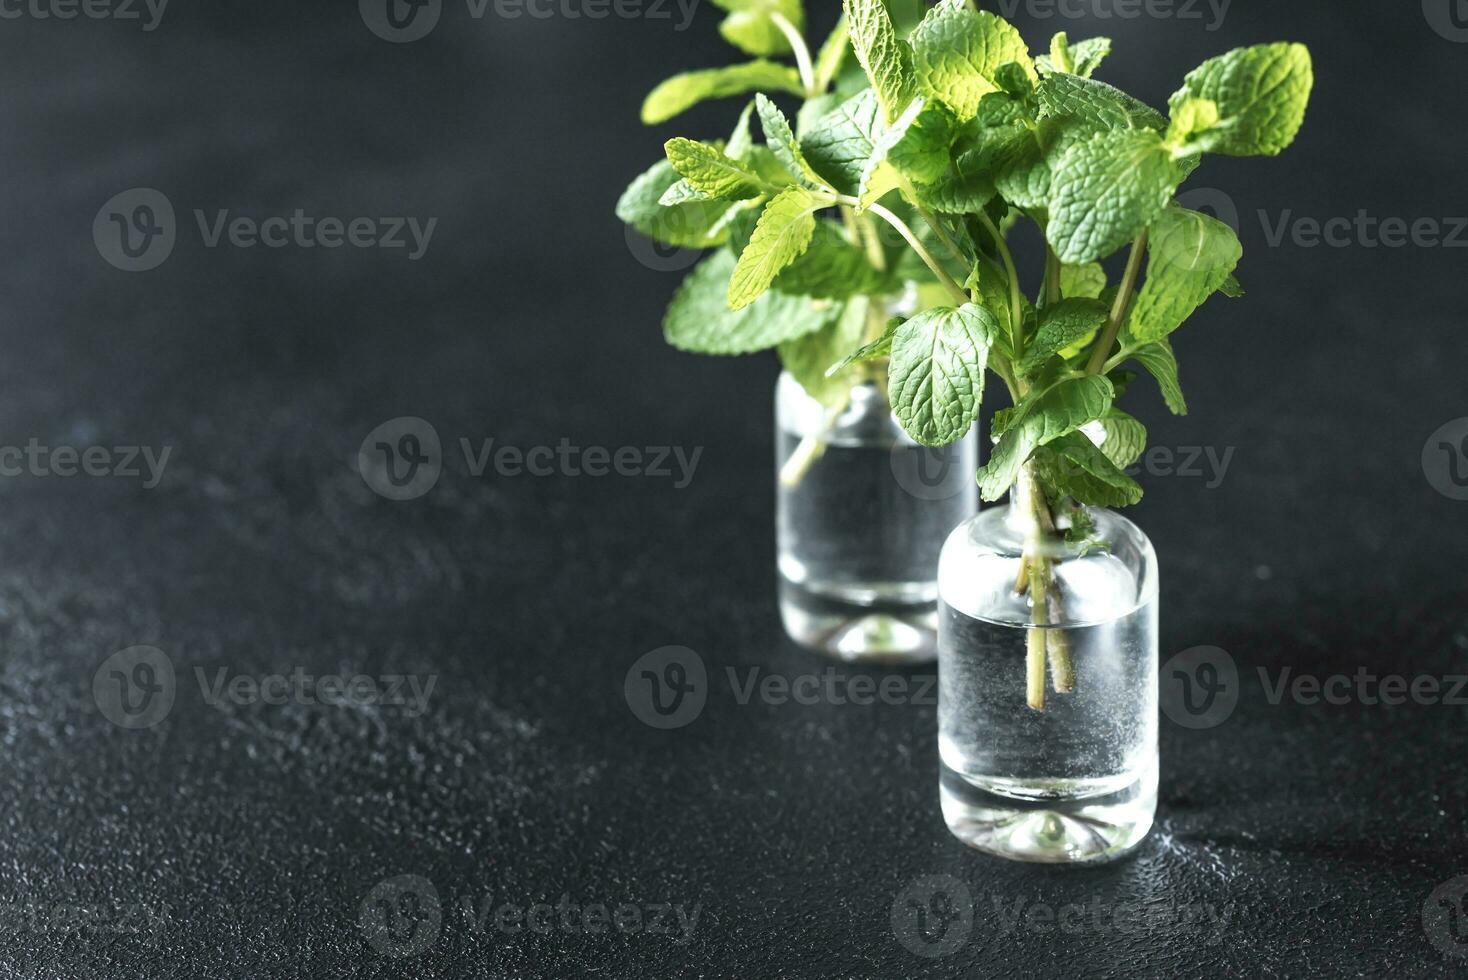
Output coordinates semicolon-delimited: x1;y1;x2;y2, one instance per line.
1085;230;1148;375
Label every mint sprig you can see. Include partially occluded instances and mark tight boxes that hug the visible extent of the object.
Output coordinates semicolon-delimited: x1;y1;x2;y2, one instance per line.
618;1;1314;513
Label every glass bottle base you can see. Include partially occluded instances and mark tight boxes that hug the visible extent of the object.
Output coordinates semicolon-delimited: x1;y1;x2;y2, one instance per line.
778;576;938;665
938;760;1157;864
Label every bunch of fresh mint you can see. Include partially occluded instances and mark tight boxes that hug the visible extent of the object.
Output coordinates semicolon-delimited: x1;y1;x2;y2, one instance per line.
617;0;1312;515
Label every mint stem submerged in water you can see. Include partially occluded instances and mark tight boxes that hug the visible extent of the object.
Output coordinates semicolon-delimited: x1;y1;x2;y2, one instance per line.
618;0;1314;709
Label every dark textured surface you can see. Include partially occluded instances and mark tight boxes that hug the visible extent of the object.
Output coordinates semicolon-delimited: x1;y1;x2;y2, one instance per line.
0;1;1465;977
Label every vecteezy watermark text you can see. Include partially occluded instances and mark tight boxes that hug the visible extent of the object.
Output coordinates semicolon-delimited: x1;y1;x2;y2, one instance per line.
994;0;1229;30
357;417;704;501
92;646;438;729
94;188;437;271
359;0;698;43
0;901;171;945
0;439;170;487
0;0;167;30
358;874;700;960
624;647;940;729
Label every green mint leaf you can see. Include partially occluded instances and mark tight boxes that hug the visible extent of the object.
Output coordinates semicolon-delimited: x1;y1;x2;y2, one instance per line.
1048;128;1180;264
1059;262;1106;299
779;297;867;405
1038;31;1074;75
977;374;1115;500
1219;272;1244;298
799;88;883;196
909;0;1033;119
913;148;996;214
1036;72;1167;135
1094;408;1146;469
813;16;851;93
1068;37;1112;78
1127;205;1242;343
641;61;805;125
755;94;824;187
708;0;803;57
826;316;899;376
878;99;957;187
664;138;767;200
1166;96;1220;144
1034;431;1143;507
843;0;918;124
728;186;824;309
1168;42;1313;157
1019;297;1108;375
616;159;741;248
774;219;888;298
1127;336;1187;414
664;249;840;354
726;101;757;159
857;97;937;208
657;178;712;206
888;303;997;446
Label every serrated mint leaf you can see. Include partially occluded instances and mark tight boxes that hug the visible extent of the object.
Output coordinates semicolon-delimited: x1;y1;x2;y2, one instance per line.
774;219;887;298
1059;262;1106;299
709;0;803;57
977;374;1114;500
616;159;740;248
642;61;805;125
882;99;956;185
1167;96;1220;144
1219;272;1243;298
665;249;839;354
1048;128;1179;264
857;97;927;208
1169;43;1313;157
1019;298;1107;374
913;148;996;214
1093;408;1146;469
657;179;711;206
909;0;1032;119
800;88;883;196
728;186;824;309
1036;72;1167;135
1069;37;1111;78
726;101;757;159
843;0;917;124
755;94;824;187
813;16;850;93
779;297;867;405
888;303;996;446
664;138;767;200
1034;431;1143;507
1127;337;1187;414
1127;205;1242;343
827;316;899;376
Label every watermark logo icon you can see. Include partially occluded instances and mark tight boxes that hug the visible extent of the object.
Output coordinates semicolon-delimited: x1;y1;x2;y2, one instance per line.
358;417;442;501
890;443;973;501
1175;186;1240;235
361;0;441;42
891;875;973;958
624;646;707;729
1424;875;1468;958
93;646;176;729
1423;418;1468;500
94;188;175;272
359;875;442;958
1424;0;1468;41
1160;645;1238;729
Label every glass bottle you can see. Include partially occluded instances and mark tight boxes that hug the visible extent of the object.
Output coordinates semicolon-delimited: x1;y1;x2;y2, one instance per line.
936;468;1158;862
775;371;978;664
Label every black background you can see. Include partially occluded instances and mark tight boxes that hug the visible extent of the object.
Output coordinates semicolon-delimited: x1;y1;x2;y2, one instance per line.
1;0;1465;976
